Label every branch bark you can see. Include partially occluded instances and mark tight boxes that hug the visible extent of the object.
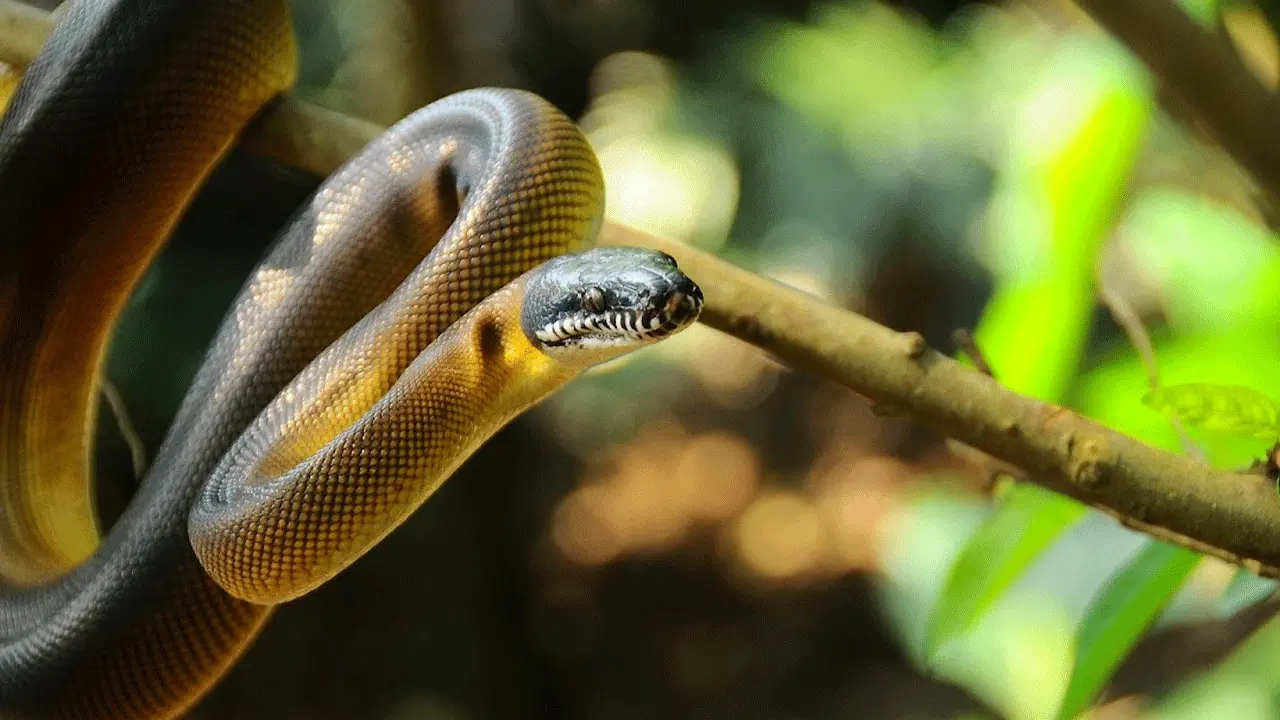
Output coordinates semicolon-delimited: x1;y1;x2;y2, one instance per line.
5;0;1280;577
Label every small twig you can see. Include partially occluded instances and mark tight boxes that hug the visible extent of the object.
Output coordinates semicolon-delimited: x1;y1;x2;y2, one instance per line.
948;328;1010;489
951;328;994;378
1095;274;1204;460
1250;442;1280;480
1096;285;1161;392
99;379;148;479
1111;594;1280;700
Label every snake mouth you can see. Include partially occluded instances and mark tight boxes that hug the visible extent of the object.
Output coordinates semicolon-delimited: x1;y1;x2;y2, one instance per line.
521;247;703;356
533;285;703;349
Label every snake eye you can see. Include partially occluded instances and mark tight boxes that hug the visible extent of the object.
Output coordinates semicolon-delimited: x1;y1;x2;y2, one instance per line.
582;286;607;313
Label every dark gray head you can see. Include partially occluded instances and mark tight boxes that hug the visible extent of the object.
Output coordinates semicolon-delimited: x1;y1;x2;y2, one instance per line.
520;247;703;359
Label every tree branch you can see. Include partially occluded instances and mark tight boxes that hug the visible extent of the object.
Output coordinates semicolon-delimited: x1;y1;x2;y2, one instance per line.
1074;0;1280;203
5;0;1280;578
0;0;51;69
597;224;1280;578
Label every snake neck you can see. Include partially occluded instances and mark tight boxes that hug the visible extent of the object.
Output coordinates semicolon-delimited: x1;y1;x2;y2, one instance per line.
187;275;588;604
466;281;584;405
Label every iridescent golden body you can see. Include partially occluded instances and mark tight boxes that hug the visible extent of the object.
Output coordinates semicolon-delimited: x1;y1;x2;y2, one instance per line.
0;1;701;718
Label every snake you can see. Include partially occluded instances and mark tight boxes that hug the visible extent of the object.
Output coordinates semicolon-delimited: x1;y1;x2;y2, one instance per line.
0;0;703;717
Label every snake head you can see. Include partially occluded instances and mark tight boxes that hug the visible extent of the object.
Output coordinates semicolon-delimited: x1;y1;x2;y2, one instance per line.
521;246;703;360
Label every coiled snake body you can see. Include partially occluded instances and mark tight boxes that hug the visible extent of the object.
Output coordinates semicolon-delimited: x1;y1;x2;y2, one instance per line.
0;0;701;717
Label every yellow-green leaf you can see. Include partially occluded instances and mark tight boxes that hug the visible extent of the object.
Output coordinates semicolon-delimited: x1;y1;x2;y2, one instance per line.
1142;383;1280;440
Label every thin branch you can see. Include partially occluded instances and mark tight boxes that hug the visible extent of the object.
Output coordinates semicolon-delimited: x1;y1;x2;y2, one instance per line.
1074;0;1280;204
950;328;995;379
99;379;148;479
7;1;1280;579
1097;287;1161;393
1095;274;1203;460
240;95;381;178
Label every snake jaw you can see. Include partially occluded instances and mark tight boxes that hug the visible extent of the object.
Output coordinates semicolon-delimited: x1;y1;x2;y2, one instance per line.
523;247;702;358
533;290;702;346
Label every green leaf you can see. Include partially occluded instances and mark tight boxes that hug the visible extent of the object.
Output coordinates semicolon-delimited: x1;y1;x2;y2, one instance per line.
1057;542;1202;719
926;484;1085;657
1142;383;1280;440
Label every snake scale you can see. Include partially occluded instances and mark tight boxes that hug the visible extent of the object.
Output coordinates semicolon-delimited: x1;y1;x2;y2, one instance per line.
0;0;702;717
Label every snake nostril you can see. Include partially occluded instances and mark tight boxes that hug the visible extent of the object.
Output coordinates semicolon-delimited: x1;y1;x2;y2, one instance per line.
664;291;687;317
